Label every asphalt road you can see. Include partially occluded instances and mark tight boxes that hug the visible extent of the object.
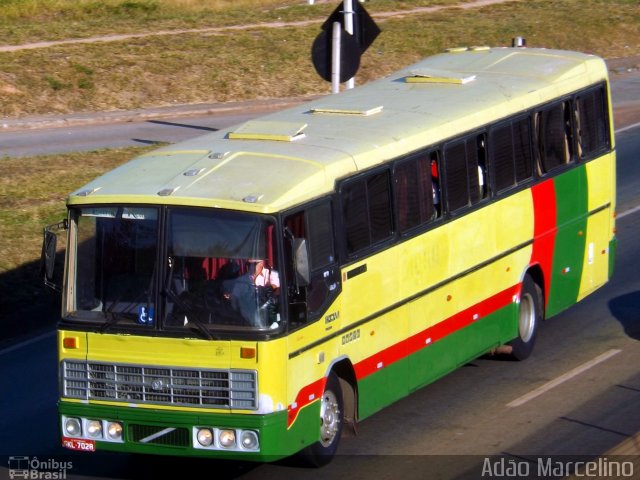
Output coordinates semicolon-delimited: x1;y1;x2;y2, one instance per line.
0;124;638;480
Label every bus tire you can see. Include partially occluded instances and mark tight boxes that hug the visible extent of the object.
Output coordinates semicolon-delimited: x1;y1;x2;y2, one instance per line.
300;372;344;467
509;274;542;360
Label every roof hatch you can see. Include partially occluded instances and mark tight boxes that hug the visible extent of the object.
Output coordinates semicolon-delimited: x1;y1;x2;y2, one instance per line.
228;120;307;142
311;105;383;116
405;68;476;85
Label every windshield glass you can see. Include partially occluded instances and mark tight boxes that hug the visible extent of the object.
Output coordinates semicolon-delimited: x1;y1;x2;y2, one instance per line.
72;207;159;328
68;206;282;335
164;208;281;332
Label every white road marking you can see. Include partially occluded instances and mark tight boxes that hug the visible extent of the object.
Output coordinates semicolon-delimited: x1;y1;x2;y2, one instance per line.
507;349;622;408
618;203;640;220
615;121;640;135
0;330;55;356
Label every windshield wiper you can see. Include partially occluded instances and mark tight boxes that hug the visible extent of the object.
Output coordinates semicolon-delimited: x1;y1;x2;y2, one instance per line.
164;289;214;341
164;256;214;340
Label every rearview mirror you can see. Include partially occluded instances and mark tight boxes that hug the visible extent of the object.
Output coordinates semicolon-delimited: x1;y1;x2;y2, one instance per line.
41;220;67;291
293;238;310;287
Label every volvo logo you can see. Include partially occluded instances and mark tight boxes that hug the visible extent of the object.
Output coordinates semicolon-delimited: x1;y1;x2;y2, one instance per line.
151;379;165;391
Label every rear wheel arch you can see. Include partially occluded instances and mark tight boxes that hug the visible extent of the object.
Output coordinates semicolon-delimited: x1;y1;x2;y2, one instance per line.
509;271;544;360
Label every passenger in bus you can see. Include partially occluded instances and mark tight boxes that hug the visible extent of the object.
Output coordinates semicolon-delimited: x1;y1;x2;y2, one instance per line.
431;156;441;217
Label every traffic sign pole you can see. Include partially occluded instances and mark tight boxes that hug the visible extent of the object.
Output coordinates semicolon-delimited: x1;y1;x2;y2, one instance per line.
344;0;355;89
331;22;341;94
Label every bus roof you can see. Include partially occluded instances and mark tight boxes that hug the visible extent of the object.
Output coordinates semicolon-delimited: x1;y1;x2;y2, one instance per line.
68;46;608;213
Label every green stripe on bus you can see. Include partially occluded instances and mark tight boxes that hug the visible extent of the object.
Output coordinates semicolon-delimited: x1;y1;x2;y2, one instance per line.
356;303;517;419
546;166;588;316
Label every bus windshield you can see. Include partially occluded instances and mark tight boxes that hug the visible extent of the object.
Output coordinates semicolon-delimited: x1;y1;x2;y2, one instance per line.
68;206;282;335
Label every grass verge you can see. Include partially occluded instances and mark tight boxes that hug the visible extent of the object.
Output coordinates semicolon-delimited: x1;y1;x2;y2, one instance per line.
0;0;638;116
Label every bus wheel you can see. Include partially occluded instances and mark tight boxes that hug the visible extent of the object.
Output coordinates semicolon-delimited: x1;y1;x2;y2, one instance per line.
300;372;344;467
509;275;542;360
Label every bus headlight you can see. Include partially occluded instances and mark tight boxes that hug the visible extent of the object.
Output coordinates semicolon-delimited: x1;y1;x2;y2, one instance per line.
106;422;123;441
218;429;236;448
64;417;82;437
86;420;103;439
240;430;259;450
196;428;213;447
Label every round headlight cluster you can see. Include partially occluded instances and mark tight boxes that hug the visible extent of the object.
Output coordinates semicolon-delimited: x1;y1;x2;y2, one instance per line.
240;430;259;450
64;417;82;437
196;428;213;447
106;422;123;441
194;427;259;451
218;430;236;448
86;420;103;439
61;417;123;443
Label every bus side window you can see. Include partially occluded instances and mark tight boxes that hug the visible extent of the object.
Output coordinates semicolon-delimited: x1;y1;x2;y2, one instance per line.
444;140;469;212
491;117;533;192
342;170;393;256
444;134;487;213
537;101;574;173
475;133;488;202
393;150;438;233
284;201;339;325
575;86;610;159
430;151;441;216
513;117;534;183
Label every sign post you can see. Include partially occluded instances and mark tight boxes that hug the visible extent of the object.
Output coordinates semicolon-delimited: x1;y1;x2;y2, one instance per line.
343;0;355;90
311;0;380;93
331;22;341;94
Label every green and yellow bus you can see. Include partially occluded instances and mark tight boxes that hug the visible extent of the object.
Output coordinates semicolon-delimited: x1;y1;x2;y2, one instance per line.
44;43;616;465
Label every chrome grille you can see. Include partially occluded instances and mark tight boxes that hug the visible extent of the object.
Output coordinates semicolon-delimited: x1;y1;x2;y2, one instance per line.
61;360;257;409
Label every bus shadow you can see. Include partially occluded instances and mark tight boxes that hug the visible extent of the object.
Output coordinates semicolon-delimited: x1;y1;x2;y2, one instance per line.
608;291;640;341
0;254;60;346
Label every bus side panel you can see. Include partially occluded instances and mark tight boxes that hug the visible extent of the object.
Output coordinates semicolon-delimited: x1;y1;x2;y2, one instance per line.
356;351;409;420
355;296;519;420
406;300;518;393
577;153;616;300
545;166;588;317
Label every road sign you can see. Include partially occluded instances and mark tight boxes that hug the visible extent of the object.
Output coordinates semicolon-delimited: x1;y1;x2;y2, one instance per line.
321;1;380;53
311;27;361;83
311;1;380;86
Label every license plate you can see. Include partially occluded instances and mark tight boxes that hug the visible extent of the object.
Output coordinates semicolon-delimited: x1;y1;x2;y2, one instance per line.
62;437;96;452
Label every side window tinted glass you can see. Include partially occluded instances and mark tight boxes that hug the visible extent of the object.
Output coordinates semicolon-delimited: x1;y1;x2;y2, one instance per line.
576;87;609;159
444;141;469;212
343;180;369;254
342;170;393;255
394;153;437;233
491;118;533;193
538;101;573;173
513;118;533;182
368;172;393;243
308;202;335;270
444;134;487;213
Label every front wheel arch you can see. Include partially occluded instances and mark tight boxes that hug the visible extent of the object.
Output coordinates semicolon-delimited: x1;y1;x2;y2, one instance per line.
298;372;344;467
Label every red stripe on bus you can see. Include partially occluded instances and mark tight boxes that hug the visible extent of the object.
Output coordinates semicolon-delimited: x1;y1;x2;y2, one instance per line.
354;284;521;380
530;179;557;305
287;377;326;428
287;284;520;428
